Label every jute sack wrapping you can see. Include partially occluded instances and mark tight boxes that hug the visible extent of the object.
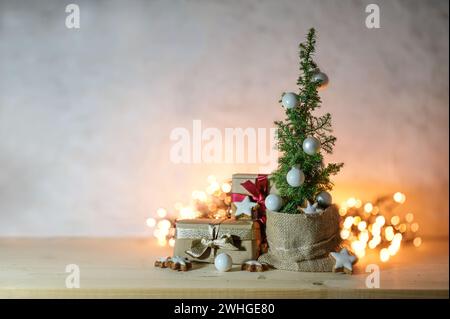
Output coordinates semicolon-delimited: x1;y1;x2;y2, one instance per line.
258;205;341;272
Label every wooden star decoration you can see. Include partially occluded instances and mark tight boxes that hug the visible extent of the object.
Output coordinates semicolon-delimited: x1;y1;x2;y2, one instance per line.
241;260;270;272
235;196;258;218
330;248;357;274
300;200;322;214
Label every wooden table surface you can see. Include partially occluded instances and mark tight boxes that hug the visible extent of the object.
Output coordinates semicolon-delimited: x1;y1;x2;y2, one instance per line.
0;238;448;298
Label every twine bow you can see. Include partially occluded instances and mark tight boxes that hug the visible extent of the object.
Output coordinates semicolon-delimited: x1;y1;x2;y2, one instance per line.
185;223;239;258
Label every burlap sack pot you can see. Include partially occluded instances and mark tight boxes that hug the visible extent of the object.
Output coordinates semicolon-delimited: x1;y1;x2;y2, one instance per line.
258;205;341;272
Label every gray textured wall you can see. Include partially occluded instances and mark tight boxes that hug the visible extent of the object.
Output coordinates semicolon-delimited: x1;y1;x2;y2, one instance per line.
0;0;448;236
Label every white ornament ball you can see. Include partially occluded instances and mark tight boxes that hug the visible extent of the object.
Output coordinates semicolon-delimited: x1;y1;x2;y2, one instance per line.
265;194;283;212
214;253;233;272
316;191;332;208
302;136;321;155
286;166;305;187
312;71;329;88
281;92;299;109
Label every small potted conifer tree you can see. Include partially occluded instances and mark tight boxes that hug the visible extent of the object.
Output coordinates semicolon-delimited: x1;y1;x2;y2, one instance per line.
258;28;344;272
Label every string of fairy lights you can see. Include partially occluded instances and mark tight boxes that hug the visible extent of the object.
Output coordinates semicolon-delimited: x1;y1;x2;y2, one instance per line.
146;176;232;247
146;176;422;262
338;192;422;262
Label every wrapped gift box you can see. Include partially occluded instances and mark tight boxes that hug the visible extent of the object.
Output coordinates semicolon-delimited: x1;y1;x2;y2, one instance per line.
174;218;261;264
231;173;278;220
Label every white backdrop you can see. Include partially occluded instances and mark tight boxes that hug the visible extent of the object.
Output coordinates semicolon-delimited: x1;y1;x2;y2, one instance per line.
0;0;448;236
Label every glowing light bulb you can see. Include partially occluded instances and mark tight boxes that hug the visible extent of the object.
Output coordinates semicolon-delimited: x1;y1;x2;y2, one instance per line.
385;226;394;241
371;206;379;215
158;228;169;237
343;216;354;229
364;203;373;213
393;233;402;242
369;235;381;249
347;197;357;207
146;217;156;228
351;241;366;258
157;208;167;218
398;223;407;233
221;183;232;193
179;207;196;219
391;216;400;226
168;238;176;247
340;229;350;240
405;213;414;223
371;224;381;236
157;219;171;230
388;244;399;256
413;237;422;247
393;192;406;204
355;199;362;208
380;248;390;262
339;207;347;216
358;221;367;231
356;249;365;258
359;230;369;242
375;216;385;226
351;240;360;251
353;216;361;226
411;222;419;232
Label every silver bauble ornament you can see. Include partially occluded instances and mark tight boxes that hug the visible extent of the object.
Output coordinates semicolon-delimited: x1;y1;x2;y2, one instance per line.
312;71;329;88
286;166;305;187
264;194;283;212
302;136;321;155
281;92;299;109
214;253;233;272
316;191;332;208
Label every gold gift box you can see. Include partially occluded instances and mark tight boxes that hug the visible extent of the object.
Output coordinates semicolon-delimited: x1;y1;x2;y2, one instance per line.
173;218;261;264
231;173;278;219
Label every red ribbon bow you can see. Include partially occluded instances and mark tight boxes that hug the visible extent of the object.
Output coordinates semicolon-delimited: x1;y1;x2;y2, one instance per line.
231;174;269;224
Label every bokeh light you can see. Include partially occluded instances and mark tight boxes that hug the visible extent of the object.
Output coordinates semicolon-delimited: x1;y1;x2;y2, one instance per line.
146;217;156;228
413;237;422;247
338;192;420;263
405;213;414;223
364;202;373;213
157;208;167;218
393;192;406;204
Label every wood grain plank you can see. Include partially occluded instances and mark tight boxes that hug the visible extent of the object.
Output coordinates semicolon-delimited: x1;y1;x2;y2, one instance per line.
0;238;448;298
